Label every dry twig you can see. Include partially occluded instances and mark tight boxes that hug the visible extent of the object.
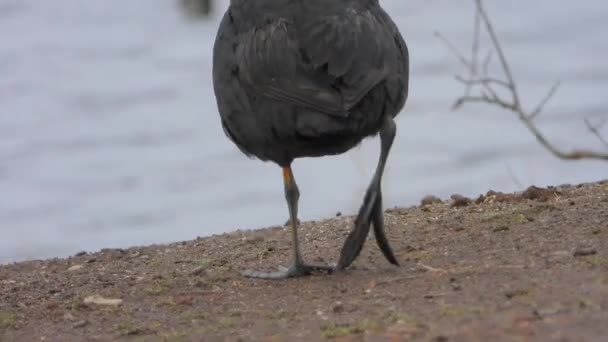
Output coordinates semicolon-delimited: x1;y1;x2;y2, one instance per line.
437;0;608;161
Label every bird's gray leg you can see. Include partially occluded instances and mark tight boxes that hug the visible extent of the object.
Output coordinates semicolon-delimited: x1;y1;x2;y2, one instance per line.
336;116;399;270
241;166;334;279
283;173;300;228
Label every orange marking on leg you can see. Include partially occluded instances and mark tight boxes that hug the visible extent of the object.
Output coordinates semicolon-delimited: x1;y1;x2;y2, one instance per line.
282;167;293;185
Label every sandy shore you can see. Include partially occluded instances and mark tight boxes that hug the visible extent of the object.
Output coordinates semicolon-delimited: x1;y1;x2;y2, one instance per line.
1;181;607;341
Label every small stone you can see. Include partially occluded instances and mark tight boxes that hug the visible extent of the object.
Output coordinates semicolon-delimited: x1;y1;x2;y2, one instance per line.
493;225;510;232
404;245;417;253
450;194;472;208
68;265;84;272
449;277;461;291
452;224;465;232
83;295;123;306
573;248;597;257
505;289;528;299
74;251;87;257
335;211;342;217
521;186;558;202
190;266;206;276
172;295;194;306
72;320;88;328
46;301;60;309
63;312;76;321
420;195;442;206
244;235;264;244
332;301;344;313
534;305;562;318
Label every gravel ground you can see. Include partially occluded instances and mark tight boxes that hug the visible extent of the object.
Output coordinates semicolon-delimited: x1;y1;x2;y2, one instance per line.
1;181;607;341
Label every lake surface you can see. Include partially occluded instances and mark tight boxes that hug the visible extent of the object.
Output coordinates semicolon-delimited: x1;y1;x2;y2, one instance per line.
1;0;606;263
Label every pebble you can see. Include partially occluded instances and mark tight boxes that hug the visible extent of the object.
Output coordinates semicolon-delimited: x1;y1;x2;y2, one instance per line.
573;248;597;257
450;194;472;208
72;320;88;328
83;295;123;306
190;266;206;276
421;195;442;206
493;225;510;232
68;265;84;272
521;185;558;201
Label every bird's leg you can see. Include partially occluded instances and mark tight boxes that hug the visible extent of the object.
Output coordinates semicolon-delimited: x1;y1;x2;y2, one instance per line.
283;217;300;227
241;166;334;279
283;172;300;228
336;116;399;270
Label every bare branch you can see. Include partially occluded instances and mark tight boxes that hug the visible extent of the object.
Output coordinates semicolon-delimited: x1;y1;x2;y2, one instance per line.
466;10;482;96
452;94;516;112
454;75;511;90
585;117;608;148
438;0;608;161
471;11;481;74
505;163;523;189
474;0;518;102
529;81;561;119
434;31;472;71
482;50;493;76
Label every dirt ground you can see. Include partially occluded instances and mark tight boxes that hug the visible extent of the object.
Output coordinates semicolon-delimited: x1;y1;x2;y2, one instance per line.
1;181;607;341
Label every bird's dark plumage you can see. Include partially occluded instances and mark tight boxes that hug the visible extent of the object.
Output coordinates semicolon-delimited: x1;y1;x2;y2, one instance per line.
212;0;409;278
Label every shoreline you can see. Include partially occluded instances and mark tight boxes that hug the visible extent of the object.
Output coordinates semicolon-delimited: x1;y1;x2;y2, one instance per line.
1;180;607;341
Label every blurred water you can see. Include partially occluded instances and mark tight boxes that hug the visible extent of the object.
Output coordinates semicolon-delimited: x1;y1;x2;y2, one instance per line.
1;0;606;263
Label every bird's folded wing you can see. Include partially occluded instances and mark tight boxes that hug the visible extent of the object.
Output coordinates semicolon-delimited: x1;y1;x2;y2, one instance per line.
235;9;397;117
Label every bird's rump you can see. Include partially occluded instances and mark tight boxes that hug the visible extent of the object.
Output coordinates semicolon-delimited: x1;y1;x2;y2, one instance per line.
235;7;399;117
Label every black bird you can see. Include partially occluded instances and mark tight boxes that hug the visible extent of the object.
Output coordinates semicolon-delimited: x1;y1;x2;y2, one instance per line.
212;0;409;279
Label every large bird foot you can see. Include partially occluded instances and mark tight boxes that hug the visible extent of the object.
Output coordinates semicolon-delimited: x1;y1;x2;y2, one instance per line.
241;261;335;279
336;185;399;270
336;186;378;270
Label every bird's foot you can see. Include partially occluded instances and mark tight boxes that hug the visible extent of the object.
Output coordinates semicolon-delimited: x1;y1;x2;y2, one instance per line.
336;185;399;270
336;187;378;270
241;261;335;279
